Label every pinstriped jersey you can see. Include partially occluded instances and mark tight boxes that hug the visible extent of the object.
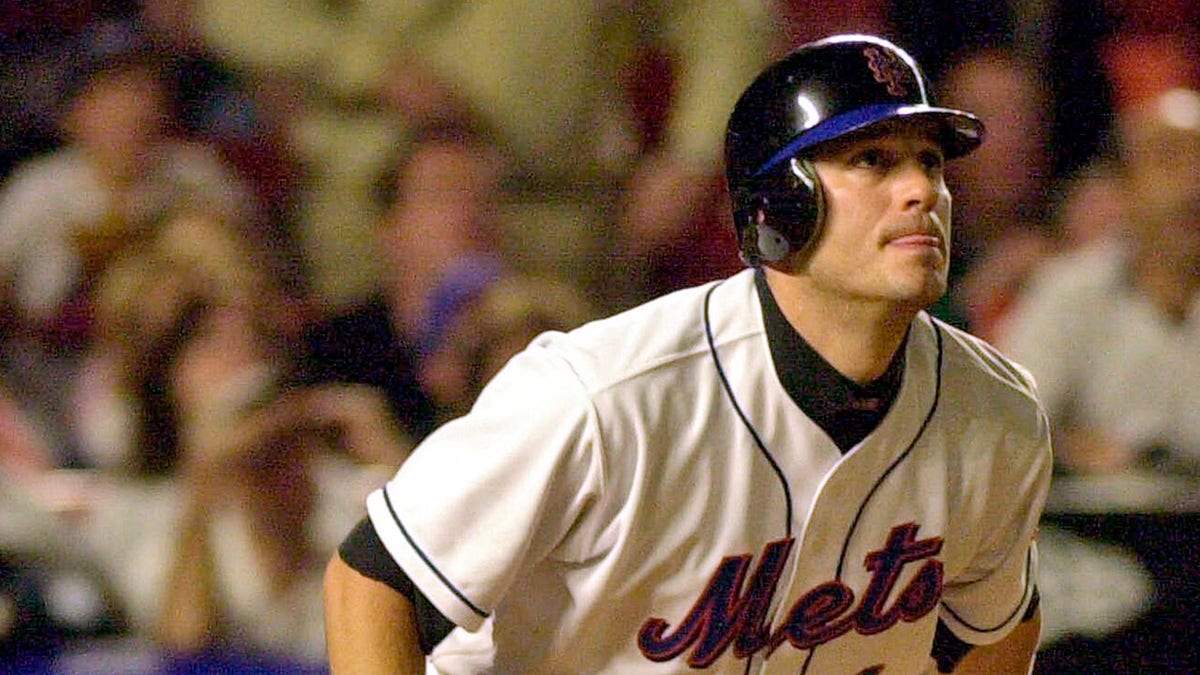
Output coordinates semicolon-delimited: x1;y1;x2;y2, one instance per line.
366;268;1052;674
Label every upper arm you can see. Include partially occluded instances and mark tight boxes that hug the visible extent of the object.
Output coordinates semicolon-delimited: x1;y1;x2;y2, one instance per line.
323;552;425;675
939;372;1053;649
365;346;605;629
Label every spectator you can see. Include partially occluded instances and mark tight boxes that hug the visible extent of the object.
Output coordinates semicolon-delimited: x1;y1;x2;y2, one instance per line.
0;23;251;335
190;0;775;309
0;30;251;466
418;273;600;425
294;118;511;443
1;344;128;668
1051;158;1131;253
933;45;1059;343
1;472;129;668
1004;84;1198;675
1001;86;1200;474
130;1;309;295
895;1;1116;182
1;7;306;292
73;209;401;663
0;1;132;180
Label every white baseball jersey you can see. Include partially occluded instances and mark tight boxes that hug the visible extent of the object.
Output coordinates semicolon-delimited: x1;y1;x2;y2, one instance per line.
366;268;1052;674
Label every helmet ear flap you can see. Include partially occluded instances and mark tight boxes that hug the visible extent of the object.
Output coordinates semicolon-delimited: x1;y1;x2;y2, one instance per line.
735;158;824;265
738;206;790;265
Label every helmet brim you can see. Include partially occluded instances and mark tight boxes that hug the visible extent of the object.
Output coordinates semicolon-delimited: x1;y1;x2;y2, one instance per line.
752;104;985;178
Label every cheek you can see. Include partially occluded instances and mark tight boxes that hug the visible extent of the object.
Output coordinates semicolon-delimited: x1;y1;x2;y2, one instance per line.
819;183;881;243
936;189;953;236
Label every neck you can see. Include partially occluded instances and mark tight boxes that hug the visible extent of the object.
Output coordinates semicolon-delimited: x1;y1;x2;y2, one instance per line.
762;267;916;383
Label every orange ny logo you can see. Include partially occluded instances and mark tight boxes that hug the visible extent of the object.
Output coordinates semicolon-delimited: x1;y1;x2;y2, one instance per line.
864;47;910;97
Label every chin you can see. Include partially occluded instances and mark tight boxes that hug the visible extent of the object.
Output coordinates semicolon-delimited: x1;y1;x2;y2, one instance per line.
894;277;947;310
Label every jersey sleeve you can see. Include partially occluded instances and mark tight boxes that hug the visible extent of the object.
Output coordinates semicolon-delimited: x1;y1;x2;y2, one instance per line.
938;393;1053;646
366;341;605;631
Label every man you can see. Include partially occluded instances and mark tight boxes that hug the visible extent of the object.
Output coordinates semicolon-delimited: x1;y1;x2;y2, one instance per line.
324;35;1052;674
1002;87;1200;474
0;33;251;468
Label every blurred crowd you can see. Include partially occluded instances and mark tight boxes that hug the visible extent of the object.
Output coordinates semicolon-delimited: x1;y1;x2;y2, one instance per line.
1;0;1199;672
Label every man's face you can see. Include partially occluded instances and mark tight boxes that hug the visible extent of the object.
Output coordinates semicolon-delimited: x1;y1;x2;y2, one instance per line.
384;141;499;280
67;65;168;180
797;123;953;311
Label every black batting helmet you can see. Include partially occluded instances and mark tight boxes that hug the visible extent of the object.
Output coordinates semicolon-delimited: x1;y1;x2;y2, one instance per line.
725;34;985;265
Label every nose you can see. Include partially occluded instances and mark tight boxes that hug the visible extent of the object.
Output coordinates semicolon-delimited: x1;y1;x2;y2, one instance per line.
896;161;941;213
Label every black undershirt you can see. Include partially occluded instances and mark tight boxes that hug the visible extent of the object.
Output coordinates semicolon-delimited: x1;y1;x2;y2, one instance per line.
337;271;1034;665
337;518;457;653
754;268;904;451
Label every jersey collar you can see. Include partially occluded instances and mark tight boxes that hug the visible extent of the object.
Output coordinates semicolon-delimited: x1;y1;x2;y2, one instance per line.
754;269;906;451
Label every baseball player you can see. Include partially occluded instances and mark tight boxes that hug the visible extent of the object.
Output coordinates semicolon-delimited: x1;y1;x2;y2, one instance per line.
324;34;1053;674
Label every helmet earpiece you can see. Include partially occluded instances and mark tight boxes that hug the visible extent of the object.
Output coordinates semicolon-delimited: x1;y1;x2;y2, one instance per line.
739;212;790;265
735;157;824;265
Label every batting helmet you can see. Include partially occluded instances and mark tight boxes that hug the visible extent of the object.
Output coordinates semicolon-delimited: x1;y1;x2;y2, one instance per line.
725;34;985;265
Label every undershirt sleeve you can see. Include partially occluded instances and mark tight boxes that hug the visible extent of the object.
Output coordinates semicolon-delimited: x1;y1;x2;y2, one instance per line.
930;586;1040;673
337;516;458;653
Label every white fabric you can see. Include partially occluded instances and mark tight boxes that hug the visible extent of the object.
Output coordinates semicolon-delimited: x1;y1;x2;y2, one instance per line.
1002;244;1200;462
78;456;381;663
0;144;246;321
368;269;1052;673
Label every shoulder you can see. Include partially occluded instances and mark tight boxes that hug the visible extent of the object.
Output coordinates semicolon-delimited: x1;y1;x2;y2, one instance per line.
534;270;758;394
919;314;1045;421
927;316;1036;390
916;315;1053;480
1002;244;1129;356
0;149;94;200
163;140;235;173
0;150;100;239
160;141;247;196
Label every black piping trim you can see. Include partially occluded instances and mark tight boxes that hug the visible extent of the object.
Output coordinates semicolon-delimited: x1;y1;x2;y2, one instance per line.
704;281;794;675
836;322;945;578
801;320;945;675
941;546;1038;634
704;283;794;537
383;487;489;618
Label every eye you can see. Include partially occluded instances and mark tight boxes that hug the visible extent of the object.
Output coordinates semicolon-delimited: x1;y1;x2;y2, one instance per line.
850;148;889;170
918;148;945;173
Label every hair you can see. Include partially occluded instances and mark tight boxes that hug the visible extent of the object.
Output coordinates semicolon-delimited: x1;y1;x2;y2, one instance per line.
58;21;174;124
370;114;506;213
92;208;289;476
132;297;208;476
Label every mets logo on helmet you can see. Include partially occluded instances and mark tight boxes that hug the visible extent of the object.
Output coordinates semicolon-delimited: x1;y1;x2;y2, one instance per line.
864;46;912;97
